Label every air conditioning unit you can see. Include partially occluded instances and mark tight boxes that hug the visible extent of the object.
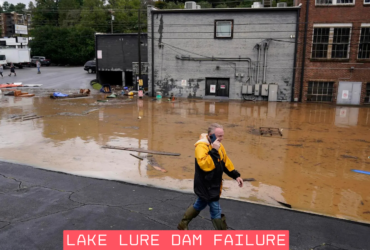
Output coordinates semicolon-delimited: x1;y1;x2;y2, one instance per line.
185;1;197;9
277;2;287;7
196;5;201;9
251;2;263;8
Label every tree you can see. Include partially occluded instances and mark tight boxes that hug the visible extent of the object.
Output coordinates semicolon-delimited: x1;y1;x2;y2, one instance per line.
29;26;95;65
215;3;228;8
8;4;15;12
197;1;212;8
154;1;167;9
0;5;3;13
15;3;26;13
3;1;9;12
28;2;35;10
79;0;108;32
32;0;59;26
58;0;81;27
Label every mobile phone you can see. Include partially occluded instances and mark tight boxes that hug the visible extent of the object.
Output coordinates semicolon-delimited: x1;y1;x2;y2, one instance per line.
209;134;217;143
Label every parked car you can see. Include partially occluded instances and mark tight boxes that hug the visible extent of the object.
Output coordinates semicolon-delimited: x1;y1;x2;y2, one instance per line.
31;56;50;66
84;59;96;74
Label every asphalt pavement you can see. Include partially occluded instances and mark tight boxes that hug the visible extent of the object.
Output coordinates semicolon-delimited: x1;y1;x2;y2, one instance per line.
1;66;95;89
0;161;369;250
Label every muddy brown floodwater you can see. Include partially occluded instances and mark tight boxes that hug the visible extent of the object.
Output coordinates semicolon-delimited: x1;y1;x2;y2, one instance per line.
1;93;370;224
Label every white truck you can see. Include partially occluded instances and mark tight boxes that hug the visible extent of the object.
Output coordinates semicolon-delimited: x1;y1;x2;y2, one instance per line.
0;38;31;68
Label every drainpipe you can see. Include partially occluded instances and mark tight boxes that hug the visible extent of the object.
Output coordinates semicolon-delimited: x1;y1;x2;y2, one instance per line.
263;40;270;84
151;10;155;97
299;0;310;102
256;44;260;84
291;8;300;102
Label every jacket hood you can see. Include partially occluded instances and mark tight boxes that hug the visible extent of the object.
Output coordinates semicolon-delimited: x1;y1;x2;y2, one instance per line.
195;133;210;147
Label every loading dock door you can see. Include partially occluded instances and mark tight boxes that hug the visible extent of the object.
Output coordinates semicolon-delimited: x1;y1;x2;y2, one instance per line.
337;82;362;105
206;78;229;97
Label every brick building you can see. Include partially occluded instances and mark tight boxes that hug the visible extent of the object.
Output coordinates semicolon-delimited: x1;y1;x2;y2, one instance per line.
294;0;370;105
0;12;32;38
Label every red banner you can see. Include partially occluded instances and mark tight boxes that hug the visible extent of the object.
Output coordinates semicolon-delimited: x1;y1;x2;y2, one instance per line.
64;231;289;249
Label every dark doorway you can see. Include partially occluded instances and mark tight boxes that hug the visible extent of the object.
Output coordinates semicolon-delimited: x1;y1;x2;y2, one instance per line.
125;71;133;86
205;78;229;97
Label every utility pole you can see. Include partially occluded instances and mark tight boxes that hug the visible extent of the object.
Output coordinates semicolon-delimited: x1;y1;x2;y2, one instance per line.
138;9;141;81
111;14;114;34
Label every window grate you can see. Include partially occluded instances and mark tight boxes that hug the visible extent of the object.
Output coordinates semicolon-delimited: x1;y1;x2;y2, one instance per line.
312;28;330;58
358;27;370;59
307;81;334;102
365;83;370;103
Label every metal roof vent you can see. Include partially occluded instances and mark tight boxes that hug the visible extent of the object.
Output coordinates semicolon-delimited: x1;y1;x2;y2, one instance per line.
185;1;197;9
277;2;287;7
196;5;201;9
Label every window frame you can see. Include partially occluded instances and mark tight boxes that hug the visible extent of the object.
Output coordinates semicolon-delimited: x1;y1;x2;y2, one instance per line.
307;81;335;102
214;19;234;39
315;0;355;5
311;23;352;60
358;24;370;59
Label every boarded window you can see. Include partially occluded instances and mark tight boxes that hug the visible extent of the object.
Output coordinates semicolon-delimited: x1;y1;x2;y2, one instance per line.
307;81;334;102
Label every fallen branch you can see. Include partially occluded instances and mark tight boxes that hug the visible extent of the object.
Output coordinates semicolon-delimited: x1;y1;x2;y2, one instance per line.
102;145;180;156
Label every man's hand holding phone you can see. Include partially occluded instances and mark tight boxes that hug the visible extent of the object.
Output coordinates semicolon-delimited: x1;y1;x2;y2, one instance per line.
212;138;220;151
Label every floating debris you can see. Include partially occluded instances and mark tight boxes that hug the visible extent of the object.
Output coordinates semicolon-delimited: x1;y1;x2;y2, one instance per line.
242;178;256;182
102;145;180;156
259;127;283;137
351;169;370;175
130;154;144;161
341;155;358;159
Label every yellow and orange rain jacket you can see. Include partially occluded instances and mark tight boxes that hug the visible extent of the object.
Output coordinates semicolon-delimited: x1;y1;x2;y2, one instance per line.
194;133;241;202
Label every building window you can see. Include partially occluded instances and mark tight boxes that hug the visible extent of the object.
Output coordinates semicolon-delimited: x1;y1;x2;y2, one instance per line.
214;20;233;39
307;81;334;102
365;83;370;103
358;26;370;59
365;0;370;4
316;0;354;5
312;25;351;59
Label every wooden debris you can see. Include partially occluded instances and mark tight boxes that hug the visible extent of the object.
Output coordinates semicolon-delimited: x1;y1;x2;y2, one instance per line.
341;155;358;159
130;154;144;161
102;145;180;156
242;178;256;182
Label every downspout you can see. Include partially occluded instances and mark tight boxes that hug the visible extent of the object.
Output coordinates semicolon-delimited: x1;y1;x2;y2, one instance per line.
256;44;260;84
291;8;300;102
151;10;155;97
300;0;310;102
262;42;266;83
263;40;270;84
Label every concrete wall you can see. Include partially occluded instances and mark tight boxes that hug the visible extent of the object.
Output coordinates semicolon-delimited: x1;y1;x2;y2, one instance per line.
148;7;299;101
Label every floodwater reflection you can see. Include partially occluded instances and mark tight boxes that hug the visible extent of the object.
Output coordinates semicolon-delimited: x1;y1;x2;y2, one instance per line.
0;95;369;224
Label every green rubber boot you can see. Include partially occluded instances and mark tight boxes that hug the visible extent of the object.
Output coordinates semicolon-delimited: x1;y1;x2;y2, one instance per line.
212;214;228;230
177;206;200;230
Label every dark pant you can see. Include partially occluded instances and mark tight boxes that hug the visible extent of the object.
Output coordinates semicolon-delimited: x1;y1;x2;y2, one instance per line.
193;197;222;219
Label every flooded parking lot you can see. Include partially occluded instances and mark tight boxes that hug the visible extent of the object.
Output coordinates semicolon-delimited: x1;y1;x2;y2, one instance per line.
1;93;370;224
